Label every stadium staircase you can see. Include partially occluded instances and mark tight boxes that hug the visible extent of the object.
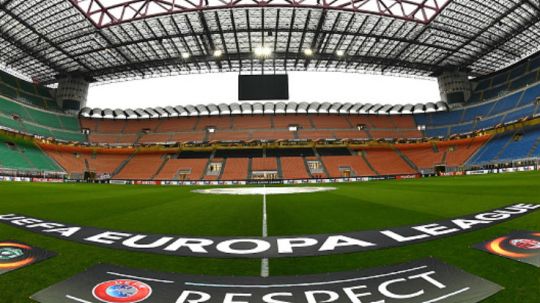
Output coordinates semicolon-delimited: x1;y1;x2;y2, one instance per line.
111;152;137;178
493;133;518;161
247;158;253;179
302;157;314;178
151;156;170;180
361;151;380;176
441;150;449;164
393;147;420;172
313;148;330;178
201;150;216;180
527;137;540;157
217;158;227;180
276;157;284;179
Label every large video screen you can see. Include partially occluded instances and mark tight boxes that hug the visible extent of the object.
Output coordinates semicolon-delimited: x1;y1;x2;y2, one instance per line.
238;74;289;101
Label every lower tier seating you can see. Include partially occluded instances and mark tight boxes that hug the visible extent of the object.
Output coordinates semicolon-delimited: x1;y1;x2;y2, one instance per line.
0;135;61;172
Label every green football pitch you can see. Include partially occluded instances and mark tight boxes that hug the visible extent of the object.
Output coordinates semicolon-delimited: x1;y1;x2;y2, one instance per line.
0;172;539;302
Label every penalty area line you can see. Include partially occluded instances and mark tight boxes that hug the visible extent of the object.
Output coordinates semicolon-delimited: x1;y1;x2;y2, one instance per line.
261;185;269;277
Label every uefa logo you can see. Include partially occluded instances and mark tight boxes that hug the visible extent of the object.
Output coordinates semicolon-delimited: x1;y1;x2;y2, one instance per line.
92;279;152;303
509;239;540;250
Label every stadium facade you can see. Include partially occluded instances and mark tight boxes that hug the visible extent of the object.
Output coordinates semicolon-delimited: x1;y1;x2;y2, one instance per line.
0;0;540;184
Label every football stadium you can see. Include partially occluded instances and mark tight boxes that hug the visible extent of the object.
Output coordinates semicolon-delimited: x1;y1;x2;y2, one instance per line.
0;0;540;302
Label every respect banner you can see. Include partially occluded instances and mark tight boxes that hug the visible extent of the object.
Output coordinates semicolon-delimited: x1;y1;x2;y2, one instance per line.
31;258;502;303
0;203;538;258
474;231;540;267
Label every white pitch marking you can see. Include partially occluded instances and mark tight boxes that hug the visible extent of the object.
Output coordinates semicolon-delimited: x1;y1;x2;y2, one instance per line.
193;186;336;196
106;271;175;284
260;185;269;277
66;295;94;303
422;287;470;303
185;265;429;288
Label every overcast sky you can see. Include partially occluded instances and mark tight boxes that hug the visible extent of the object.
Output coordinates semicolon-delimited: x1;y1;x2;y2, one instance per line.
87;72;440;109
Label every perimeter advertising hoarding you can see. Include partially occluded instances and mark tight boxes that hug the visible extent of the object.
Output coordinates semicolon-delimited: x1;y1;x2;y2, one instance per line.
0;241;54;275
0;204;538;258
474;231;540;267
31;258;501;303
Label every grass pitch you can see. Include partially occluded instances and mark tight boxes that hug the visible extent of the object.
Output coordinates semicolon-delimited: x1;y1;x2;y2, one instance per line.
0;172;539;302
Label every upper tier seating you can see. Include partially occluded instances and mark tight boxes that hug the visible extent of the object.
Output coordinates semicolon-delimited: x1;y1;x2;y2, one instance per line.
418;53;540;138
0;97;83;142
419;82;540;137
81;114;421;144
0;71;58;110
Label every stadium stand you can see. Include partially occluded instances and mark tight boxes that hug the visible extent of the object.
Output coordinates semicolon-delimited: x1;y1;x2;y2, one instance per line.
363;149;417;176
468;125;540;165
155;158;209;181
115;153;165;180
0;134;61;172
220;158;249;180
280;157;311;179
322;156;374;177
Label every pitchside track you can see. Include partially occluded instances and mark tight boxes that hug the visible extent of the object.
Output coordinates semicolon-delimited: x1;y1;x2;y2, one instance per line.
0;172;539;302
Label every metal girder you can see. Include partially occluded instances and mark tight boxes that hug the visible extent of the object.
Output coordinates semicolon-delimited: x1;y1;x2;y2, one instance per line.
69;0;452;28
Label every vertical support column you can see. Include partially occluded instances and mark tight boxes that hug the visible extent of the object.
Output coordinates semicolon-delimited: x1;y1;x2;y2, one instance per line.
437;71;472;107
56;75;90;111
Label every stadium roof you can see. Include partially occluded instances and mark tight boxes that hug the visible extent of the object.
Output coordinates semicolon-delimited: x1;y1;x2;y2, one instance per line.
0;0;539;85
81;100;449;119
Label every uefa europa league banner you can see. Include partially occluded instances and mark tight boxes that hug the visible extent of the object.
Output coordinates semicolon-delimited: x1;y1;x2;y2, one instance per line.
474;231;540;267
0;203;538;258
31;258;502;303
0;241;54;275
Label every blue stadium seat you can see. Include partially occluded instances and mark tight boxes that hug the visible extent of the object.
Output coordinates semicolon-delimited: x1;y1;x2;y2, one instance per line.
518;82;540;106
474;116;504;130
501;105;535;123
497;130;539;161
468;134;512;164
429;110;463;126
490;92;522;114
425;127;449;138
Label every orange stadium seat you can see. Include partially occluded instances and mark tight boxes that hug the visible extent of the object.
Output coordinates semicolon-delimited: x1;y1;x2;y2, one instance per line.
311;115;351;129
280;157;310;179
46;151;86;174
197;116;233;130
252;158;277;171
233;116;272;129
155;158;208;180
322;156;374;177
364;149;416;175
272;115;313;129
156;118;198;132
115;154;164;180
221;158;249;180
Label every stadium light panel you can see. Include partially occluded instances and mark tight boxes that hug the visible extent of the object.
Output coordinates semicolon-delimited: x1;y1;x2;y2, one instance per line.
254;46;272;58
213;50;223;58
304;49;314;56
